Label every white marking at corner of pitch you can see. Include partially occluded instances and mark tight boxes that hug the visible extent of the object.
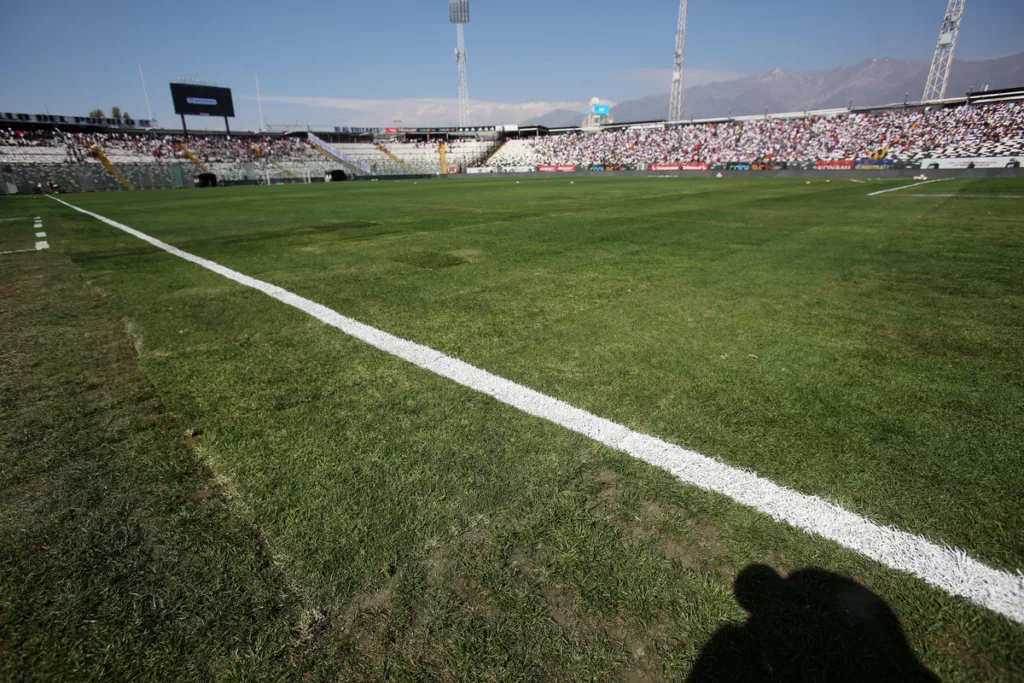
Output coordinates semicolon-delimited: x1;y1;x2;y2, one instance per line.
35;231;47;238
867;178;951;196
43;194;1024;625
35;241;49;250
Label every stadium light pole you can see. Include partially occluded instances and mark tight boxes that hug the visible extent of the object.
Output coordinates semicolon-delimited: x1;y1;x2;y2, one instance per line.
449;0;470;127
668;0;688;123
138;64;155;125
254;74;266;132
923;0;966;101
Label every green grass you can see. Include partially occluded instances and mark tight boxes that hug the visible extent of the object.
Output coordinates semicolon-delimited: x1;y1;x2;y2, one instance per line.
1;176;1022;680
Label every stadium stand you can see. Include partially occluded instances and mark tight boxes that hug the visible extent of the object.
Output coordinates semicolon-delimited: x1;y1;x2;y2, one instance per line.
484;101;1024;167
484;139;540;168
2;99;1021;193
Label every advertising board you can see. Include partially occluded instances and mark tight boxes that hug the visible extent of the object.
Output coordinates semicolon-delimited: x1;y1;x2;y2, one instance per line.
920;157;1022;169
816;160;855;170
649;163;709;171
854;159;895;170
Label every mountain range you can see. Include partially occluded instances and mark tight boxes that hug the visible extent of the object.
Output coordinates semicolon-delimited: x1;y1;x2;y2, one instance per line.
522;53;1024;128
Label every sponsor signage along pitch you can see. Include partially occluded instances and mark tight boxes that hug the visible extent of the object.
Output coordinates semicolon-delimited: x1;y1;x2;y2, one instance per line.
649;163;709;171
816;160;855;170
537;165;577;172
921;156;1022;169
854;159;895;170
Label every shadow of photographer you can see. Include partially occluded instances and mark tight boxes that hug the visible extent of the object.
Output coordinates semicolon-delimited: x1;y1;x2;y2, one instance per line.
688;564;938;682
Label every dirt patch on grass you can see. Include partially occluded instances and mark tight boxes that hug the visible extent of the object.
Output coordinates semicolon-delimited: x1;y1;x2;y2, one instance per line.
589;466;732;576
391;250;467;270
877;323;972;359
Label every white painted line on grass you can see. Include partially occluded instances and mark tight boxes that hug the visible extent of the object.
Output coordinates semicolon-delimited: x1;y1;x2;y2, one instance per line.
867;179;950;196
35;232;47;238
0;248;37;255
46;195;1024;625
0;217;30;222
35;241;49;250
905;194;1024;199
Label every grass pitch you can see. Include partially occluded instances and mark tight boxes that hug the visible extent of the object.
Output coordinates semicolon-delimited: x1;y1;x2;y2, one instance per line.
1;176;1022;680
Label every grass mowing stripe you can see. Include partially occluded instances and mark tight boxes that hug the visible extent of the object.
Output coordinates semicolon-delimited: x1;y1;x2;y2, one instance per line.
48;194;1024;625
867;179;951;196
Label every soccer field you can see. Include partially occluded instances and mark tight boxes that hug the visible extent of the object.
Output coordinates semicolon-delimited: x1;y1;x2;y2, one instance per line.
2;176;1023;680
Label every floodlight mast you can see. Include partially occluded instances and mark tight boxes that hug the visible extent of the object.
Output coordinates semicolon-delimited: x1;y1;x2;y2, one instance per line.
450;0;470;127
668;0;688;122
923;0;966;101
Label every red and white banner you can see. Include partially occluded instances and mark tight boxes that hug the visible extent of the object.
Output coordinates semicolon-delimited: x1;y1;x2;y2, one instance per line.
815;160;855;170
384;127;401;134
537;165;577;172
446;165;461;174
649;163;708;171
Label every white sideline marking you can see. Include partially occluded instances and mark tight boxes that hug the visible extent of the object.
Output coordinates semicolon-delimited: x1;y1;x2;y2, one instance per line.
867;179;950;196
0;217;30;222
35;241;49;250
0;248;37;255
35;232;46;238
905;194;1024;199
46;195;1024;625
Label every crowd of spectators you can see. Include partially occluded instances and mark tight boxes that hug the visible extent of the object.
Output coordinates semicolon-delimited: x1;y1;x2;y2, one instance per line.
4;101;1022;171
0;128;324;165
490;101;1024;167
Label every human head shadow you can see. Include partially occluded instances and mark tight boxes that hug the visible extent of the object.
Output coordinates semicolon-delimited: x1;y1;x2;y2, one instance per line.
688;565;938;683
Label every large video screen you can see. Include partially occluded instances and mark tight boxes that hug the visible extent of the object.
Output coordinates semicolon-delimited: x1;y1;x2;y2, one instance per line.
169;83;235;117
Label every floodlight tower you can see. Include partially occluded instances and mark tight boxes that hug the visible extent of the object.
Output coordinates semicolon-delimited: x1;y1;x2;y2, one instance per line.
668;0;688;122
923;0;966;101
450;0;470;127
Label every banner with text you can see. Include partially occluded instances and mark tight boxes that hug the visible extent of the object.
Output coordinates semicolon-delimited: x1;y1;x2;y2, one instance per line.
537;165;577;172
649;163;709;171
816;160;855;170
854;159;895;170
920;157;1022;169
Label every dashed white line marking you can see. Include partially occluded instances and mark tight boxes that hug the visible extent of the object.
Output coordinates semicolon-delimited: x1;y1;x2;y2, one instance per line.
46;194;1024;625
35;232;47;238
35;241;49;250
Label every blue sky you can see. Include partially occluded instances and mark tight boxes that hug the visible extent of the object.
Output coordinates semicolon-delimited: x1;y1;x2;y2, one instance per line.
2;0;1021;129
